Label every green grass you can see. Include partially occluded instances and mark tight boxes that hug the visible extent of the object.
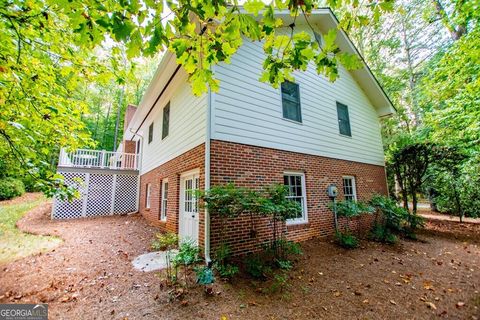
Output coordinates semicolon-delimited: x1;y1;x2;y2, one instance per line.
0;196;62;264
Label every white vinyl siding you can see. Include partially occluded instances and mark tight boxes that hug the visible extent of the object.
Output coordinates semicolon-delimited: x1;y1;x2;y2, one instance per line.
284;172;308;224
342;176;357;201
160;179;168;221
140;71;206;174
211;25;385;166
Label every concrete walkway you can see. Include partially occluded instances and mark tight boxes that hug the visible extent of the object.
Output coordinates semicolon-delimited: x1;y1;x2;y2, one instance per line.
131;250;178;272
419;213;480;224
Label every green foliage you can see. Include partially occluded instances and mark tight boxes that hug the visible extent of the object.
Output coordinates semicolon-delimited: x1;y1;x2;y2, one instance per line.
386;135;435;213
331;200;374;219
195;266;215;285
151;232;178;251
0;178;25;201
213;243;239;280
370;223;398;244
1;0;395;196
427;147;480;220
419;26;480;151
245;254;270;279
335;231;359;249
173;239;200;267
369;194;424;242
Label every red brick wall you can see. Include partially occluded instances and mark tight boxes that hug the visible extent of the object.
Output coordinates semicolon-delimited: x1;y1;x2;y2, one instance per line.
139;143;205;248
209;140;388;256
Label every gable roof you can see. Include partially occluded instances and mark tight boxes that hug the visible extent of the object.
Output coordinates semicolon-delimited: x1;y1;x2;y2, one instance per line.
125;7;394;141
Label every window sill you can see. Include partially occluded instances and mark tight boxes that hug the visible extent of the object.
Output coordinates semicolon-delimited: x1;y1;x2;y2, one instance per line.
145;208;151;211
282;117;303;125
287;221;310;230
286;220;308;226
339;133;352;139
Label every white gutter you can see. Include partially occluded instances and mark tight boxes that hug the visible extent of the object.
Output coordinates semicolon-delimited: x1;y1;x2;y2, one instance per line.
204;85;212;265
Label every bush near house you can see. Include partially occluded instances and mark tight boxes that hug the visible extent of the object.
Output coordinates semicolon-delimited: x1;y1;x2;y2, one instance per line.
369;195;424;243
0;178;25;200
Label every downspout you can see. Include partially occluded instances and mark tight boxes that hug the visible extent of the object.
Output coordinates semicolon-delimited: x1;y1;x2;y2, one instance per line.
204;86;212;265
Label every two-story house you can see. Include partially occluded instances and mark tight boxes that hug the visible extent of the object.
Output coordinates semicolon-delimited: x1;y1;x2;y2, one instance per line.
121;8;395;259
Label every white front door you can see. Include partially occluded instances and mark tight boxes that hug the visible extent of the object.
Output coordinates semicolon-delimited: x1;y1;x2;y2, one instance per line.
179;170;200;244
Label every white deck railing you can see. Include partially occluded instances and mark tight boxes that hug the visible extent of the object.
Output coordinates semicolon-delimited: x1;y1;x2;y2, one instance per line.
58;148;139;170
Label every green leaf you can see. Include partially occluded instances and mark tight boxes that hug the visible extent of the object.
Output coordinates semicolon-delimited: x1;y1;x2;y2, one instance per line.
244;0;265;16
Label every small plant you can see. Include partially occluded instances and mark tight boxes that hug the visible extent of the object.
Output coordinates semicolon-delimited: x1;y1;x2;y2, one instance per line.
213;243;239;280
195;266;215;285
172;239;200;287
151;232;178;251
245;254;270;279
151;232;178;284
275;259;293;270
369;223;398;244
216;263;239;280
335;231;359;249
271;272;289;293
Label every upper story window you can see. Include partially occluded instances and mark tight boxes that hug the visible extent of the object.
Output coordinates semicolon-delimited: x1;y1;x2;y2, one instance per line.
336;102;352;136
148;123;154;144
342;176;357;201
281;81;302;123
160;179;168;221
146;183;152;209
162;102;170;140
283;172;307;224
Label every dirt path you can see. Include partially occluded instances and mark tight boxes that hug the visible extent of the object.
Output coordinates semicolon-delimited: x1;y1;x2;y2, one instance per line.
420;212;480;224
0;203;479;319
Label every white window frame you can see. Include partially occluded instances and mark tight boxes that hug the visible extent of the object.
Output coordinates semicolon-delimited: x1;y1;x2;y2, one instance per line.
283;171;308;225
146;183;152;209
342;176;357;201
160;179;168;221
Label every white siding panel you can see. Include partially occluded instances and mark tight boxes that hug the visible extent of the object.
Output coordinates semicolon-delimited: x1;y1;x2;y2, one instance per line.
212;28;385;166
140;71;206;174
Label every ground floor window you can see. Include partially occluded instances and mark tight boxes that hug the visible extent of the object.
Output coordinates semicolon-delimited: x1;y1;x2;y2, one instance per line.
283;172;308;223
342;176;357;201
145;183;152;209
160;179;168;221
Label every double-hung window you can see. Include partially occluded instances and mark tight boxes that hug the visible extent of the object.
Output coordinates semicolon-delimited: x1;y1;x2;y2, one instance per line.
148;123;154;144
281;81;302;122
336;102;352;137
283;172;308;223
146;183;152;209
342;176;357;201
162;102;170;140
160;179;168;221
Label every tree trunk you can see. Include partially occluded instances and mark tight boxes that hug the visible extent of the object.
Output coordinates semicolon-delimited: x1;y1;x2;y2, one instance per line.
432;0;466;41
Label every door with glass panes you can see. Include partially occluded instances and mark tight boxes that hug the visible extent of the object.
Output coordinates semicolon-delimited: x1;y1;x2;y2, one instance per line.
179;170;199;243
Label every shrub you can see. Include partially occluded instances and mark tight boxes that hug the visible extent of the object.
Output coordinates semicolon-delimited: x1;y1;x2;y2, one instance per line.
335;231;359;249
0;178;25;200
213;243;239;280
245;254;270;279
369;223;398;244
369;195;424;241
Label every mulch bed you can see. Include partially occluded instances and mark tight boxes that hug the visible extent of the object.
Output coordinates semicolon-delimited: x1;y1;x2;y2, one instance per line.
0;202;479;319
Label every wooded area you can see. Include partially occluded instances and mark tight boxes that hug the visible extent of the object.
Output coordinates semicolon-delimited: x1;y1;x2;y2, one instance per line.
0;0;478;216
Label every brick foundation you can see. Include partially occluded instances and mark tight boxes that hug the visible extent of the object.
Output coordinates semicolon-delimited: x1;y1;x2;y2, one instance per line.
139;143;205;248
138;139;388;257
209;140;388;256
